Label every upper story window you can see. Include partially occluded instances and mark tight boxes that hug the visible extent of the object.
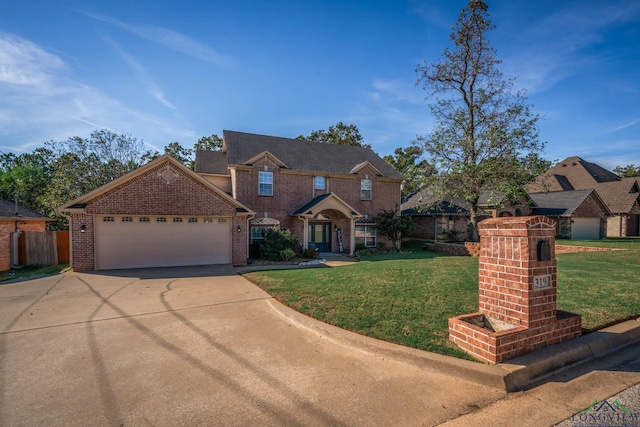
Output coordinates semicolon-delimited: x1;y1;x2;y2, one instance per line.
314;176;326;190
361;179;372;200
259;171;273;196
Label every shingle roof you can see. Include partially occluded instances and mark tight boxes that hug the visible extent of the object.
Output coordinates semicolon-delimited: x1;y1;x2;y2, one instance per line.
0;199;50;220
593;179;640;214
401;185;470;216
402;200;470;216
529;189;608;216
194;149;230;175
529;156;620;193
291;193;333;216
195;130;403;179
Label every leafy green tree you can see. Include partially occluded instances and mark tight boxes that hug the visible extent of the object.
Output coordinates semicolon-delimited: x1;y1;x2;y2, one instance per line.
0;148;54;217
415;0;546;241
297;122;371;148
383;146;435;198
195;134;223;151
164;142;193;165
375;207;415;249
42;130;152;228
161;134;223;169
613;164;640;178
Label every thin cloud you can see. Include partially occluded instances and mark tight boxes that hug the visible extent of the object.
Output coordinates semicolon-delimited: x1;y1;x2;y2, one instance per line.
614;118;640;132
0;33;66;93
0;32;195;153
103;37;175;109
81;11;234;68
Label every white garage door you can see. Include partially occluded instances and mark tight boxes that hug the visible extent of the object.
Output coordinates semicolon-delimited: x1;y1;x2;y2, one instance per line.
571;218;601;240
95;215;232;270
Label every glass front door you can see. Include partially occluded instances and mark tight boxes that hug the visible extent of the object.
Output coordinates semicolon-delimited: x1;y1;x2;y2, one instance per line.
308;222;331;252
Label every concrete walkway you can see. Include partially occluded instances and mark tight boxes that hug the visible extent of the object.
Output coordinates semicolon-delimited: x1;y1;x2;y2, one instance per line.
1;265;638;426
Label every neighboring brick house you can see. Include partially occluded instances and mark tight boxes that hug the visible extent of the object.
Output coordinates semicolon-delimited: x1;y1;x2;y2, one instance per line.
400;185;536;241
528;156;640;237
59;131;403;272
0;199;52;271
195;130;403;255
400;188;469;241
529;189;611;239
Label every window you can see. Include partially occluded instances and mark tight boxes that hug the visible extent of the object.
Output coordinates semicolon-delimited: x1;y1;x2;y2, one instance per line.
173;217;183;223
188;218;198;223
360;179;372;200
139;217;150;222
251;226;268;243
103;216;114;222
259;171;273;196
355;226;376;247
156;217;167;223
122;217;132;222
314;176;326;190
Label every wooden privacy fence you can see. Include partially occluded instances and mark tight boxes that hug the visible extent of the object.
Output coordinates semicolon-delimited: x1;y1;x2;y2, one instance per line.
14;230;70;266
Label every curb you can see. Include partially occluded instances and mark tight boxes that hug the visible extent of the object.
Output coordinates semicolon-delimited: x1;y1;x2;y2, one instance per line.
268;298;640;392
499;317;640;390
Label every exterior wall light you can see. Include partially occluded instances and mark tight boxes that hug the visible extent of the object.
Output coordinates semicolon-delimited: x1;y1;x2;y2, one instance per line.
237;225;241;232
80;224;86;233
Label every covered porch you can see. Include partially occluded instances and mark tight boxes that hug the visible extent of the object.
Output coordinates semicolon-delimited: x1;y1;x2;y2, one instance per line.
292;193;363;255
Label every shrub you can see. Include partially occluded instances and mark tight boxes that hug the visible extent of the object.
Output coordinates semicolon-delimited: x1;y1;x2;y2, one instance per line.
355;243;367;252
301;248;318;259
279;248;296;261
354;248;372;257
259;226;299;261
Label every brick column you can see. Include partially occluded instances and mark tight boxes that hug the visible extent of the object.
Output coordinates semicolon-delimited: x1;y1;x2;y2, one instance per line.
478;216;557;329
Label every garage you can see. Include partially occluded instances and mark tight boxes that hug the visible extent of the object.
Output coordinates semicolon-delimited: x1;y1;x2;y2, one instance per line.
571;217;601;240
95;215;232;270
59;156;254;272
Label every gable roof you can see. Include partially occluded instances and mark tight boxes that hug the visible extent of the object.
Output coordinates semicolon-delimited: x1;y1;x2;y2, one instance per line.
291;192;362;218
196;130;403;179
0;199;51;220
529;189;611;216
593;179;640;214
58;155;254;214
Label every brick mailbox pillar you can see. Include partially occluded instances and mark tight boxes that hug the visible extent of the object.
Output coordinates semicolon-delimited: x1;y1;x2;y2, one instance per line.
448;216;581;364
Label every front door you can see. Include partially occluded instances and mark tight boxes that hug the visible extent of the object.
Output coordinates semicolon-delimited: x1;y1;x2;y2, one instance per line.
309;222;331;252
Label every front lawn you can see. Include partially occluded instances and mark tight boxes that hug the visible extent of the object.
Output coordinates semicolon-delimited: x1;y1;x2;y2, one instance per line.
0;264;70;283
244;239;640;360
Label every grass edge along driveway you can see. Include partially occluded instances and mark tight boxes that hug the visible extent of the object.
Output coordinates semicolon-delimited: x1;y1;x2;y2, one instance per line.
244;239;640;361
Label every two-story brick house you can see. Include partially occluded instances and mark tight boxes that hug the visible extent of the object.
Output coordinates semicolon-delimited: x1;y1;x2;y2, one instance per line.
59;131;403;272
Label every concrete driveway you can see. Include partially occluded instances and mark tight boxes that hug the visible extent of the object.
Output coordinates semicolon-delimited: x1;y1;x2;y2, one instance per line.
0;265;505;426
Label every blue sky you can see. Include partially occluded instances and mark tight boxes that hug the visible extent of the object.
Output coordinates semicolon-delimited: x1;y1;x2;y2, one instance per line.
1;0;639;170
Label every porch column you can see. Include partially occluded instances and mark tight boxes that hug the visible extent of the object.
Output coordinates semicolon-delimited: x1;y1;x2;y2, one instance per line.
349;218;356;255
298;216;309;249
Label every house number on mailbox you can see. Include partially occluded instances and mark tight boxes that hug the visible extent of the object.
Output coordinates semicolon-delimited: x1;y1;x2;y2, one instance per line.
533;274;552;290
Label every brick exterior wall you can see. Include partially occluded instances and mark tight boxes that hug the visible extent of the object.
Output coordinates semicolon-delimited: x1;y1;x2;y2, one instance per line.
233;157;401;251
69;160;249;272
0;220;47;271
422;241;480;257
448;216;581;364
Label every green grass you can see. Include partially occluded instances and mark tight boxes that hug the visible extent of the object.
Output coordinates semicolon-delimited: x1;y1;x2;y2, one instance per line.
0;264;70;283
245;239;640;360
